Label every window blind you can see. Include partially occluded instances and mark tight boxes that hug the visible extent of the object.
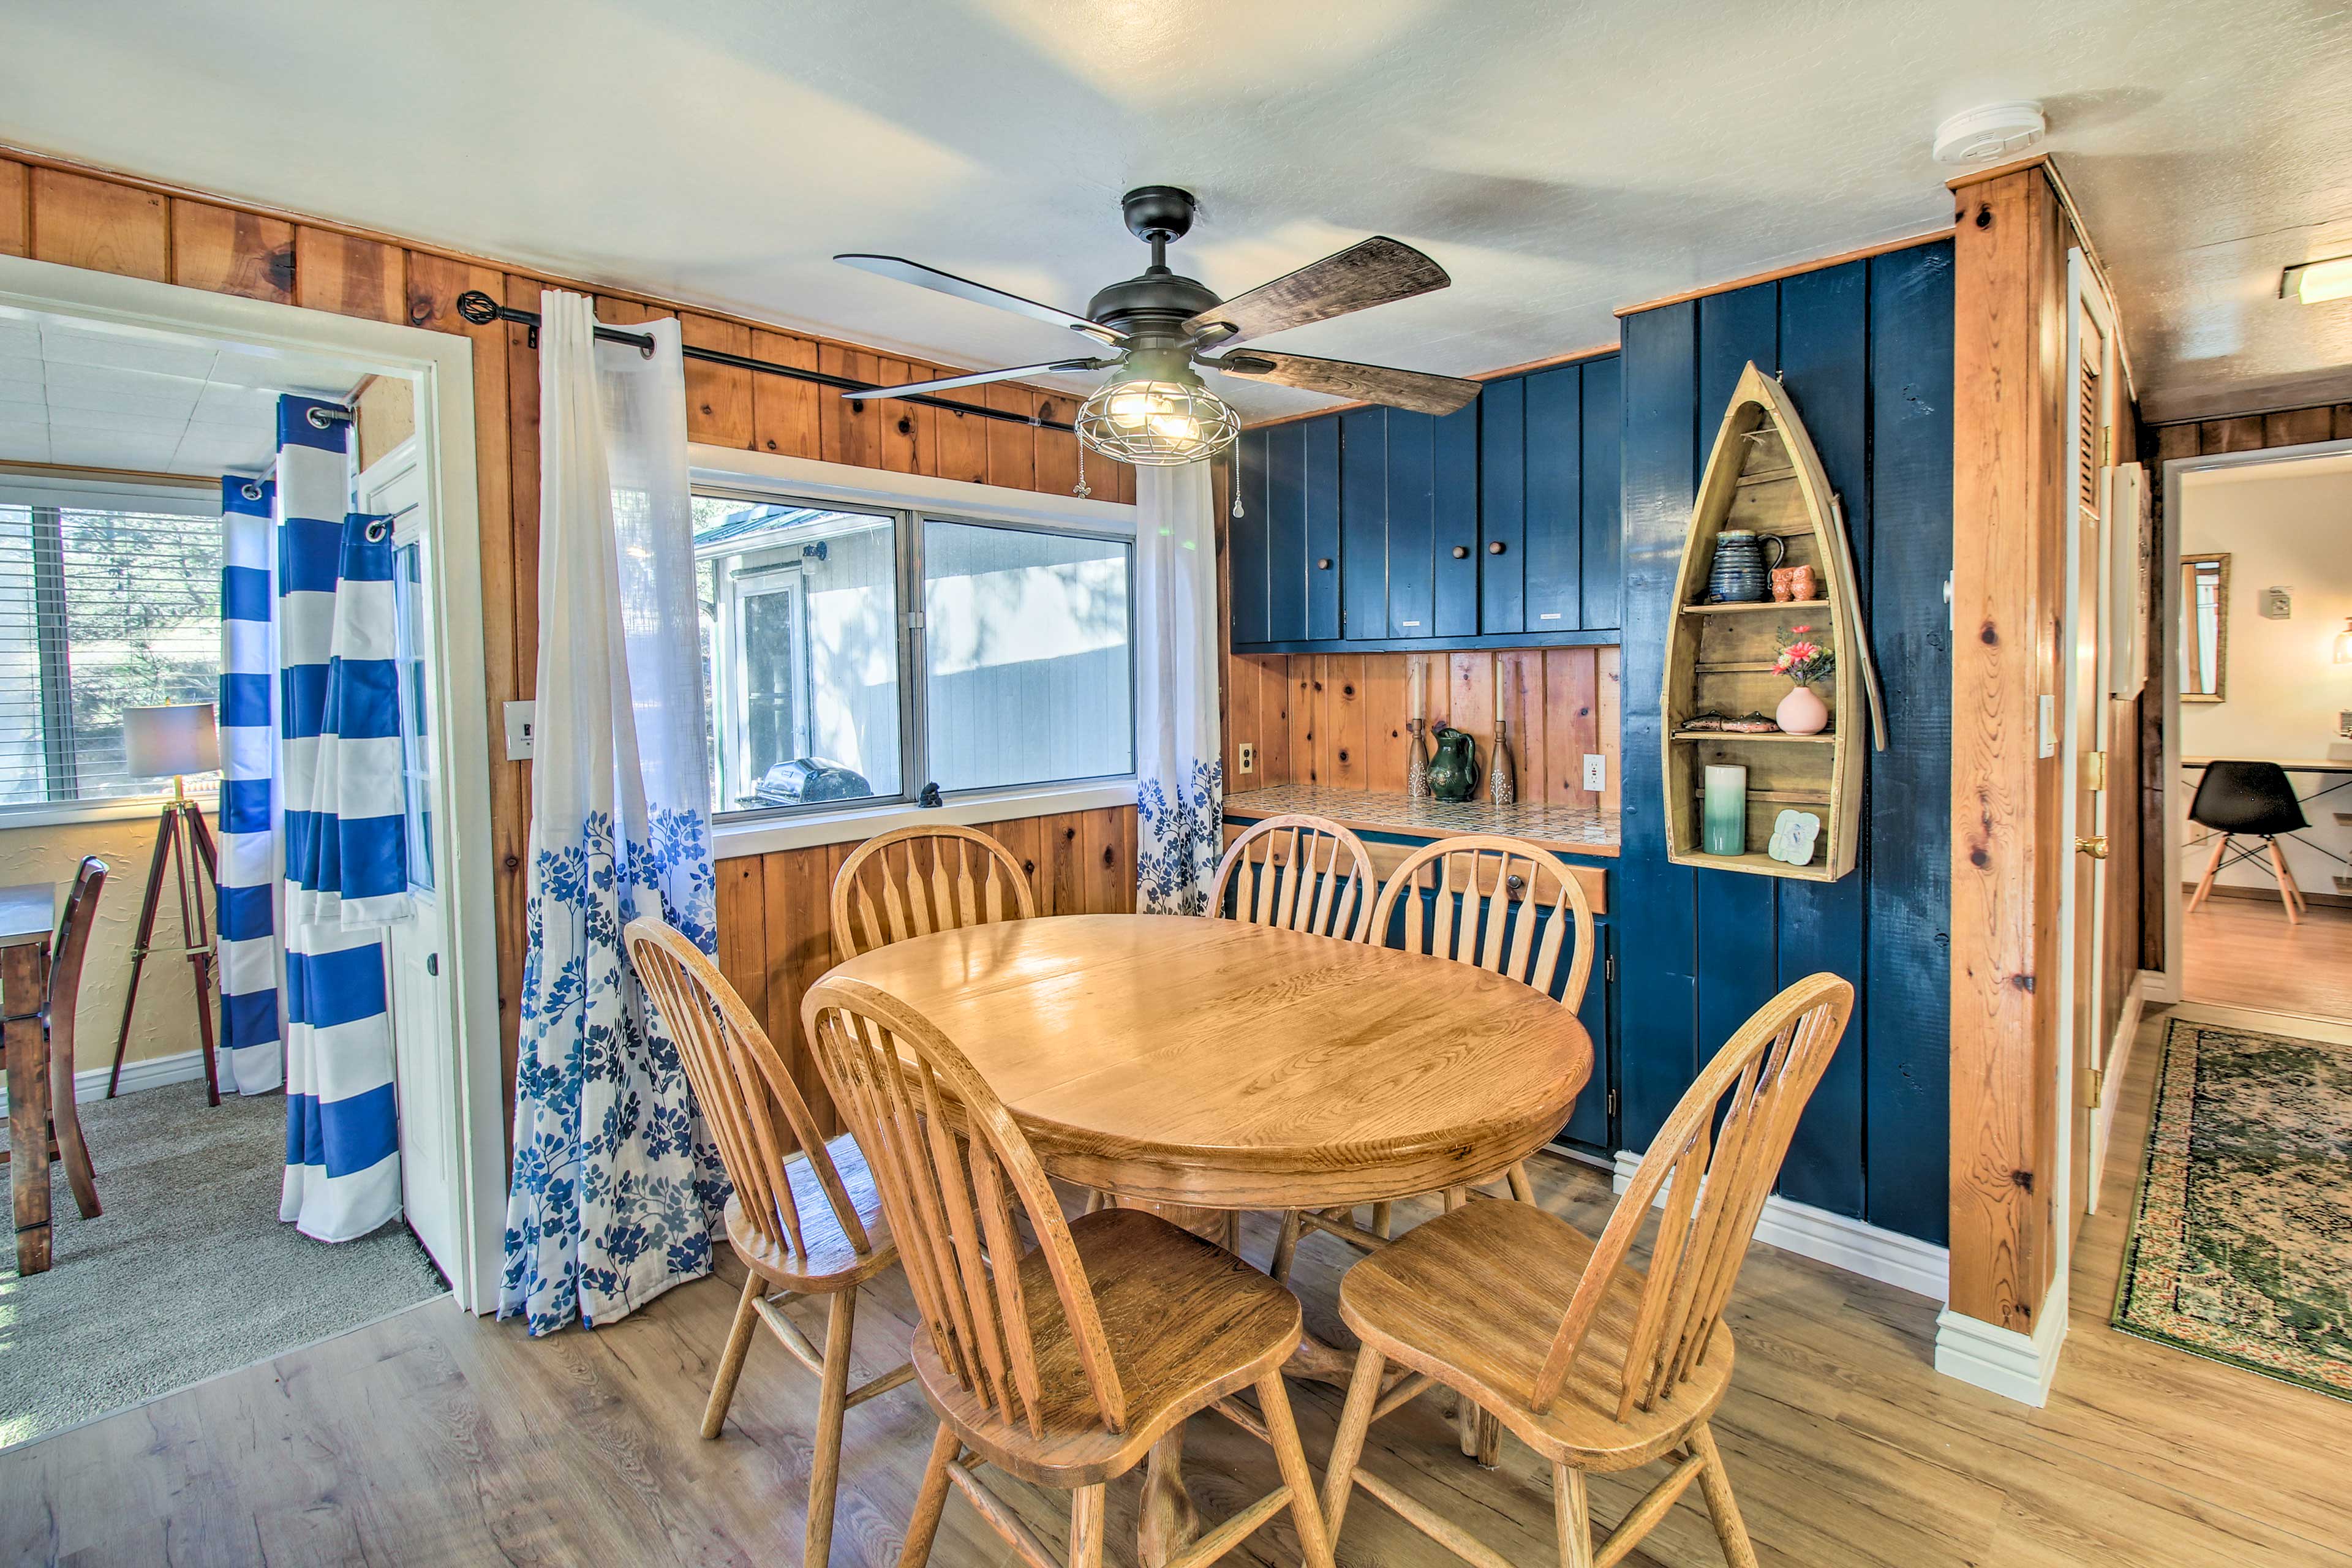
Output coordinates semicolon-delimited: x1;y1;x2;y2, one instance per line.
0;489;222;809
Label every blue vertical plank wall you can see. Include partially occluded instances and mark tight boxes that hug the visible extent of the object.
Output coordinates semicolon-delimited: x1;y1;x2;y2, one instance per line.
1614;241;1954;1245
1579;356;1623;631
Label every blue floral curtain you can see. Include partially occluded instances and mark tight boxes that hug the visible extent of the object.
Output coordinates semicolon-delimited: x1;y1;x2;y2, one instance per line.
1135;461;1223;913
502;293;723;1335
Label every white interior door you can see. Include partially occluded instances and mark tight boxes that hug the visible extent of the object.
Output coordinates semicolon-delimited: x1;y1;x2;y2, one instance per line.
357;442;462;1280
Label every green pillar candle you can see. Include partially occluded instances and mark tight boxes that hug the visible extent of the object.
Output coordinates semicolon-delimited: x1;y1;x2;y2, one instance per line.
1703;764;1747;855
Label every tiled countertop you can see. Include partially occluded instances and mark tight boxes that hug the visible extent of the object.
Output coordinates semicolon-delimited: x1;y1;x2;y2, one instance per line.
1223;783;1619;859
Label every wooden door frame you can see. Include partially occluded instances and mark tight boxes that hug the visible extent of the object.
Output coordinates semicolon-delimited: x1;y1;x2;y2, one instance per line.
0;253;507;1311
2056;250;2114;1235
2154;435;2352;1007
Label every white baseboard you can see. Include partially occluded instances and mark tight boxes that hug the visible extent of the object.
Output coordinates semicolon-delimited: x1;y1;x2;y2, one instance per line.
1934;1274;2070;1407
0;1046;209;1118
1610;1151;1950;1303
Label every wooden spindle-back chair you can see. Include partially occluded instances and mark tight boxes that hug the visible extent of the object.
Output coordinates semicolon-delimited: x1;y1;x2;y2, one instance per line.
800;974;1336;1568
623;918;910;1567
831;825;1036;962
2;858;108;1220
1209;813;1378;941
1320;973;1856;1568
1274;834;1600;1310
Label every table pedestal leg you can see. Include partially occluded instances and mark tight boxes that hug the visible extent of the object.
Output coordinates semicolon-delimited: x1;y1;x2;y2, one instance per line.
1139;1428;1200;1568
6;942;52;1276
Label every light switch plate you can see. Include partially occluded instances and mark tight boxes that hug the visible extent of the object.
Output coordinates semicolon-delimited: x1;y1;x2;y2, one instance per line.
503;700;536;761
1582;753;1607;792
2038;694;2057;759
2261;586;2293;619
1238;741;1256;775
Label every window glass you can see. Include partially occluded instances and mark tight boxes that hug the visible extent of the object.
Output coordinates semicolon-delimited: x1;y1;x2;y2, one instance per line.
0;499;221;807
921;519;1132;792
393;538;434;892
695;496;901;812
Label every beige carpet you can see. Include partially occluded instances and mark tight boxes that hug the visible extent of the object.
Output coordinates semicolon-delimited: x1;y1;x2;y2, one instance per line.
1;1079;446;1449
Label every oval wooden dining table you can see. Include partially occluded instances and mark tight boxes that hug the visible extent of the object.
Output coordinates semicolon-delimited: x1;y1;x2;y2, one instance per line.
825;912;1592;1567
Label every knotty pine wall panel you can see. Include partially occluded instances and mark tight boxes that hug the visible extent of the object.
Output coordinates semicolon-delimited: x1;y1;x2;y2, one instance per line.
1226;646;1620;810
0;146;1135;1134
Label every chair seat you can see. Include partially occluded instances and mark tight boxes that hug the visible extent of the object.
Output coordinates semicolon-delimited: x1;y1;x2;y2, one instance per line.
913;1206;1302;1487
726;1132;898;1292
1339;1197;1733;1472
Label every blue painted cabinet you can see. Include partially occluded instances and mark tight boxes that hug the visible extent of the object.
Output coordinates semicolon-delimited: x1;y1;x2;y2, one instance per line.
1232;353;1622;653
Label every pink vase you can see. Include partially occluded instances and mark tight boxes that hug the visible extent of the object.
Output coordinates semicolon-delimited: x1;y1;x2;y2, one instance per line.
1776;684;1829;736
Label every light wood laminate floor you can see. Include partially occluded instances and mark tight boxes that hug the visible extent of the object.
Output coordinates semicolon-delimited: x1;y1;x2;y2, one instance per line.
2182;895;2352;1019
4;1016;2345;1567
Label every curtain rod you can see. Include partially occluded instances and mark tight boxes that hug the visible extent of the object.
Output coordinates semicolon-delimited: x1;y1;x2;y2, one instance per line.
451;292;1078;434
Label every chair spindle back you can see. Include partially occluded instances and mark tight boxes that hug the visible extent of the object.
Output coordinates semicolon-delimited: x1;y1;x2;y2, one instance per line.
625;917;873;1271
1210;813;1377;941
1532;972;1853;1422
44;856;106;1048
1368;834;1598;1008
831;826;1038;961
802;974;1126;1440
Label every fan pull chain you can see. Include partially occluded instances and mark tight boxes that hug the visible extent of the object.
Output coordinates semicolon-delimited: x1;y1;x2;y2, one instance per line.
1230;438;1244;519
1073;439;1091;499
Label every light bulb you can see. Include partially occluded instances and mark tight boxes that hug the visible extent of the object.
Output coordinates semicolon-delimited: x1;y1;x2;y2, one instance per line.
2334;617;2352;665
1149;413;1201;446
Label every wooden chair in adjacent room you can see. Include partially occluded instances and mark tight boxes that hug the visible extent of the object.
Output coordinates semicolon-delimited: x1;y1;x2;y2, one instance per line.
1208;812;1379;941
623;917;910;1568
801;974;1337;1568
1319;972;1856;1568
831;824;1038;960
1;858;108;1222
2187;759;2310;925
1271;833;1599;1295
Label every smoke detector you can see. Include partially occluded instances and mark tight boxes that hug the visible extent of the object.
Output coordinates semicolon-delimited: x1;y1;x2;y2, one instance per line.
1932;102;2046;165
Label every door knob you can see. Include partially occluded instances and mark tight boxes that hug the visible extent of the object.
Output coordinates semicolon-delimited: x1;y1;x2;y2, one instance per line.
2075;835;2108;859
1488;541;1506;555
426;952;440;976
1316;557;1332;570
1452;545;1470;559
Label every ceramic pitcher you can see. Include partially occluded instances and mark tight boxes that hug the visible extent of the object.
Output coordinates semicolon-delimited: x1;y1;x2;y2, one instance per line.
1427;727;1480;802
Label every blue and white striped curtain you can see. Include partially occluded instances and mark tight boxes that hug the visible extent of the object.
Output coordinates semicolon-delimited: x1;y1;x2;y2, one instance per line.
273;396;410;1243
217;475;284;1096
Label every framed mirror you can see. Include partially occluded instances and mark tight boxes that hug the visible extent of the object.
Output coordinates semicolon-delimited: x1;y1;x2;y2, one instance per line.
2181;552;2229;703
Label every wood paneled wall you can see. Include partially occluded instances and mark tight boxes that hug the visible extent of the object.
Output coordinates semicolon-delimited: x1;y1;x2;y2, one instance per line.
1947;166;2068;1334
1224;647;1621;811
0;147;1134;1124
1618;238;1956;1246
709;808;1135;1137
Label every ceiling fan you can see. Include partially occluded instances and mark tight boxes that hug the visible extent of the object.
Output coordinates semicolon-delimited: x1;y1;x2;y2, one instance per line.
835;186;1479;468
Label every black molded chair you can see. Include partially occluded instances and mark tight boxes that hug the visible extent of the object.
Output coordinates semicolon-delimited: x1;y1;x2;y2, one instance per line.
2188;761;2308;924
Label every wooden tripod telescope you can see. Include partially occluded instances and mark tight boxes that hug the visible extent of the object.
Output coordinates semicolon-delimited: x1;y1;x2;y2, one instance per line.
105;703;223;1105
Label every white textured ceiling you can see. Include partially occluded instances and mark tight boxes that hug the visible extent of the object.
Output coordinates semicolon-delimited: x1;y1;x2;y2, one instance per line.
4;0;2348;422
0;307;363;476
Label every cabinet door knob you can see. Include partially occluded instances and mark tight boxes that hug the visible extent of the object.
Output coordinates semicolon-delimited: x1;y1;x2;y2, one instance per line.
1316;557;1333;570
1452;545;1469;559
1488;540;1507;556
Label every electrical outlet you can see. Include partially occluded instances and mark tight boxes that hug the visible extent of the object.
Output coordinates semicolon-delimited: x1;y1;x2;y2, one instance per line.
1582;753;1607;792
1238;741;1256;775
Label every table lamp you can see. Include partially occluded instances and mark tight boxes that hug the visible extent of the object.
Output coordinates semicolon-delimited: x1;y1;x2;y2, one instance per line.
107;704;225;1106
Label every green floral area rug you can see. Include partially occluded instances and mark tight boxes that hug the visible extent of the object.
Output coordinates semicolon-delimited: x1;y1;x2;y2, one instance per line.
2113;1017;2352;1401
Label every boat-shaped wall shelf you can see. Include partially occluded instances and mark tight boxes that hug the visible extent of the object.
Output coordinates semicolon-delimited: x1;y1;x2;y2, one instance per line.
1660;363;1882;882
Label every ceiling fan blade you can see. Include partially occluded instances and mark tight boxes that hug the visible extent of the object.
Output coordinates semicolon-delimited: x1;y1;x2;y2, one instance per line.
1207;349;1480;416
846;358;1115;401
835;254;1125;345
1183;237;1449;347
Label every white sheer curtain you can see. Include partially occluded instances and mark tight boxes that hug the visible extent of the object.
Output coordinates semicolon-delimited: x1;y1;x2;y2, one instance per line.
1133;461;1223;913
501;292;723;1335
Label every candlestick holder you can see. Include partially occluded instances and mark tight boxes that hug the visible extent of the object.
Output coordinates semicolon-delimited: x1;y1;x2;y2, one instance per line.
1489;718;1516;807
1405;717;1431;800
